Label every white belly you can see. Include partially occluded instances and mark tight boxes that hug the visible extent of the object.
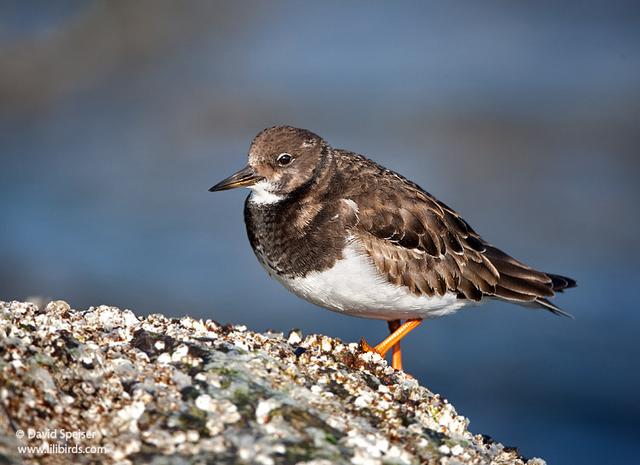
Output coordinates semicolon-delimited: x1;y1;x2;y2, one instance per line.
273;241;466;320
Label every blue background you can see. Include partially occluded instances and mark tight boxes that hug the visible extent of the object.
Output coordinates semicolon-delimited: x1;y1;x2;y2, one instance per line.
1;2;639;463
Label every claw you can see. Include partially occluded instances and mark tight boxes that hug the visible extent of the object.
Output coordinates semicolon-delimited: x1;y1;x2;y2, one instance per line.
359;319;423;370
359;337;383;356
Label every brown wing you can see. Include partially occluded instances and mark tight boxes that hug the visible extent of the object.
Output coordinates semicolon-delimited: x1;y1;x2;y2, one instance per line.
349;182;574;316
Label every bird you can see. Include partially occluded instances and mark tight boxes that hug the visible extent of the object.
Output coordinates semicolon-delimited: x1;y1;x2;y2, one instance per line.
210;126;576;370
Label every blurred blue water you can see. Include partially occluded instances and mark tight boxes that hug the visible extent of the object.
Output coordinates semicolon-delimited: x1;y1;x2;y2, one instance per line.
1;2;639;463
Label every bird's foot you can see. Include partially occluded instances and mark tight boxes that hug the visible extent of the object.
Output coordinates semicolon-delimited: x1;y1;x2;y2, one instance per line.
360;338;406;371
359;337;385;357
359;319;423;371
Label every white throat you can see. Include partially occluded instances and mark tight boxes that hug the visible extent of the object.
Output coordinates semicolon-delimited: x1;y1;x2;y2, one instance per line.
248;181;285;205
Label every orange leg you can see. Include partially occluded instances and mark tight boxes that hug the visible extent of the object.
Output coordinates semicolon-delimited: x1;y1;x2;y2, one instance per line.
361;319;422;370
388;320;403;370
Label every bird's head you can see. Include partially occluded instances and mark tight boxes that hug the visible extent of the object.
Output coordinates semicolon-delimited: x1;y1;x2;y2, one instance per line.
210;126;328;202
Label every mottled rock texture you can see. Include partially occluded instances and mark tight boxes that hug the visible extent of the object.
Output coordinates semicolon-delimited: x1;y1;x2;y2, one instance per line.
0;300;545;465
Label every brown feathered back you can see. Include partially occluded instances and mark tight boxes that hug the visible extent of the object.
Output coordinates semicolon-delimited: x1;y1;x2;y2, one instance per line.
334;150;576;317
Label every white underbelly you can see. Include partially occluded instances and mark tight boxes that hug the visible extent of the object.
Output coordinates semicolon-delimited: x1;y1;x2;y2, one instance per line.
272;241;466;320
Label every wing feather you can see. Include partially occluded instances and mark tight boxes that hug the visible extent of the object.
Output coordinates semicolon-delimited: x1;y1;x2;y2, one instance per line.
345;174;573;314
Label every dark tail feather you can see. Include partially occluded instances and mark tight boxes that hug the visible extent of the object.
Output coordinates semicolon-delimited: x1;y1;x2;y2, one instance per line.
535;297;574;319
484;245;576;318
547;273;577;292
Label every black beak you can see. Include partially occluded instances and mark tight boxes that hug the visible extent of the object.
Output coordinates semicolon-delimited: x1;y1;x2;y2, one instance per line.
209;165;263;192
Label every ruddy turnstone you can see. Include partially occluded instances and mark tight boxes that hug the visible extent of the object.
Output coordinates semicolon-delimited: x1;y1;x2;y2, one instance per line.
210;126;576;370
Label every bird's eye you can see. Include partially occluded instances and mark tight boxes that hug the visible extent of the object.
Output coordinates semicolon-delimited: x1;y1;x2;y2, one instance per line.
277;153;293;166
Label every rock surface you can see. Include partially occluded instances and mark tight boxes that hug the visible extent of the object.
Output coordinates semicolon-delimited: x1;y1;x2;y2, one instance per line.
0;300;545;465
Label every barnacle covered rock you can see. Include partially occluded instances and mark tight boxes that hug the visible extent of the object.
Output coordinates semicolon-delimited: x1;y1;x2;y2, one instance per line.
0;300;545;465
